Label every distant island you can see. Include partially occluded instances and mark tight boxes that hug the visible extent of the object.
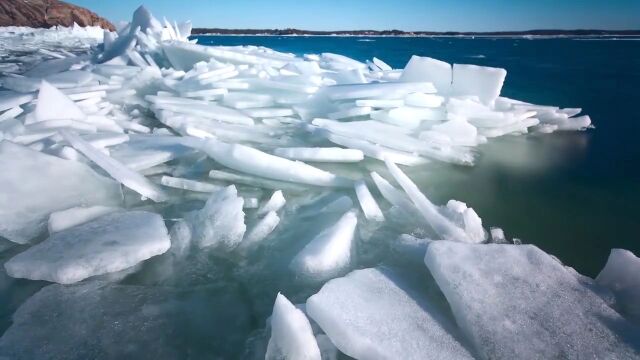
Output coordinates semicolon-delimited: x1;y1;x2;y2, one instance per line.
192;28;640;37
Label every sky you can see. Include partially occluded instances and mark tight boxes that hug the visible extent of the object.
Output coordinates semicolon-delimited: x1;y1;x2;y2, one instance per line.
70;0;640;32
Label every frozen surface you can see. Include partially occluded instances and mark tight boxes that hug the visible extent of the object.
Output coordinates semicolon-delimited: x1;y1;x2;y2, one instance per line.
266;293;321;360
0;141;122;244
306;267;474;359
597;249;640;323
425;241;640;359
5;211;170;284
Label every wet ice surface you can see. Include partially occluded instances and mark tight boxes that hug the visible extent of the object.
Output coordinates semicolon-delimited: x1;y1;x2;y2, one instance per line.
0;6;638;359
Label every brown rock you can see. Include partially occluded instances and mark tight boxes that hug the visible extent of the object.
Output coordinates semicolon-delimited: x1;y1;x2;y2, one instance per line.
0;0;115;30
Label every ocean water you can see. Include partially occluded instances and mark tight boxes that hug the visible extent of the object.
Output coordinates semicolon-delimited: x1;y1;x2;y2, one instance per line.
195;35;640;277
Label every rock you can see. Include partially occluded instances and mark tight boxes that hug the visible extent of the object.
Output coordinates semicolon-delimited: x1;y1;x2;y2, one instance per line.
0;0;114;30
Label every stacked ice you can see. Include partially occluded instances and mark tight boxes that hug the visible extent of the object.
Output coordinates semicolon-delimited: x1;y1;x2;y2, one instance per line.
0;5;636;359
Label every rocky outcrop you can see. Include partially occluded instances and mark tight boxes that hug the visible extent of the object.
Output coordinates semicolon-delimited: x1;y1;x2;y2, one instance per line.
0;0;114;30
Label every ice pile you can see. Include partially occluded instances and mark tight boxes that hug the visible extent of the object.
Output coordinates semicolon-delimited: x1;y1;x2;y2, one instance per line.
0;5;635;359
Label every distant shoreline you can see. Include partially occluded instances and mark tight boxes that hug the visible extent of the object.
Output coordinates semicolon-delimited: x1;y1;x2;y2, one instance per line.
191;28;640;37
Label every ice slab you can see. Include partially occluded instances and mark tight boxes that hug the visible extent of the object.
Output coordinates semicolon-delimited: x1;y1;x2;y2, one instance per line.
451;64;507;105
33;81;86;123
200;140;351;188
48;205;121;234
5;211;170;284
306;267;474;359
597;249;640;323
273;147;364;163
354;180;384;222
61;131;169;202
257;190;286;216
425;241;640;359
182;186;246;250
0;141;122;244
400;56;452;94
290;210;357;282
266;293;321;360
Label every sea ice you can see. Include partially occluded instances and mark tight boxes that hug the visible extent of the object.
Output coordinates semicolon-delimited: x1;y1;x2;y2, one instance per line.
306;267;474;359
5;211;170;284
48;205;121;233
290;210;357;282
257;190;286;216
400;56;452;94
425;241;640;359
451;64;507;105
273;147;364;163
596;248;640;323
181;185;246;250
266;293;321;360
0;141;122;244
354;180;385;222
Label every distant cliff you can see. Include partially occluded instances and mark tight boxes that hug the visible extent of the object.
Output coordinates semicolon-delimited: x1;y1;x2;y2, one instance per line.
0;0;114;30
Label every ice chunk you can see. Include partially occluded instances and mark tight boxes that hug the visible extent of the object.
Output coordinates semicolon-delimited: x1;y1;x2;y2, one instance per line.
33;81;86;123
61;131;169;202
200;140;351;188
306;267;474;359
182;186;246;250
160;175;222;193
273;147;364;163
325;82;436;101
354;180;384;222
425;241;640;359
597;249;640;322
451;64;507;105
5;211;170;284
400;56;452;93
0;92;35;112
238;211;280;251
290;210;357;281
386;160;472;242
257;190;286;216
0;141;122;244
48;205;121;234
266;293;321;360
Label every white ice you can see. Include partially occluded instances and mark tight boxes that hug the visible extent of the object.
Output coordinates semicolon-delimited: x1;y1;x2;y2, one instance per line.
5;211;170;284
596;248;640;323
425;241;640;359
266;293;321;360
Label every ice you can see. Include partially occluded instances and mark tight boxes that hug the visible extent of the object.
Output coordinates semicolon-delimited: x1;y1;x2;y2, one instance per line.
48;205;121;234
354;180;385;222
266;293;321;360
596;249;640;323
33;81;87;123
400;56;452;94
200;140;351;188
257;190;286;216
290;210;357;281
238;211;280;251
5;211;170;284
273;147;364;163
306;267;474;359
181;186;246;250
0;92;35;112
160;175;222;193
0;282;251;359
425;241;640;359
451;64;507;105
61;130;168;202
0;141;122;244
386;160;473;242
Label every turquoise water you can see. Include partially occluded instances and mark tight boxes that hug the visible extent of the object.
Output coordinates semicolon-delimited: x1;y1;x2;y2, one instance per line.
194;36;640;277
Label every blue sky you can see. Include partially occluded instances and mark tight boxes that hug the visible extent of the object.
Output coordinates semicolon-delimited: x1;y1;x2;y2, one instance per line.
71;0;640;31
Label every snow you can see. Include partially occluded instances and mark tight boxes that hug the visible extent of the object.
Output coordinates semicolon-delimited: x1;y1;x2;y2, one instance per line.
5;211;170;284
306;267;474;359
425;241;640;359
